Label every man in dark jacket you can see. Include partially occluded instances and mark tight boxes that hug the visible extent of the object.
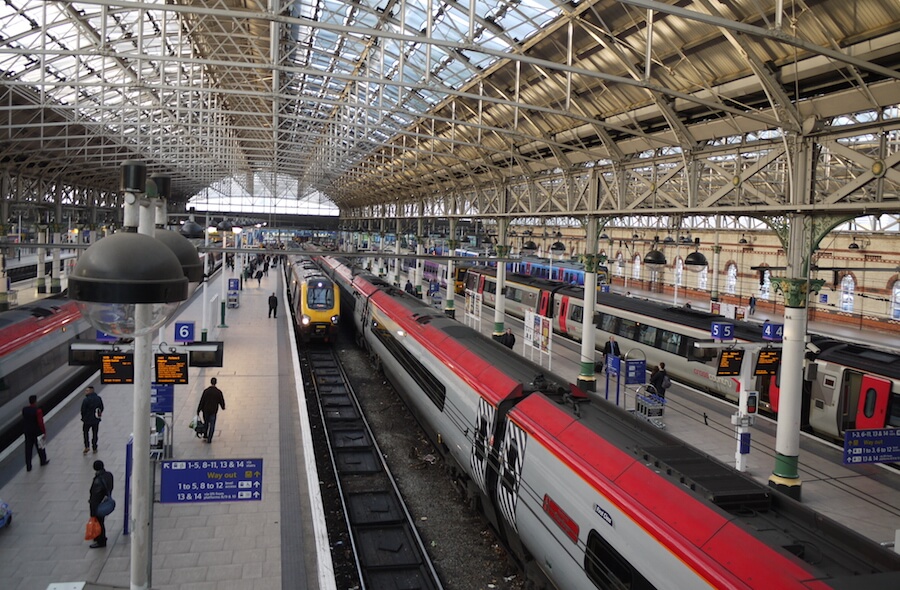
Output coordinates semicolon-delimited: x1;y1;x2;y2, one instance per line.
80;386;104;454
197;377;226;443
268;292;278;318
22;394;49;471
88;460;114;548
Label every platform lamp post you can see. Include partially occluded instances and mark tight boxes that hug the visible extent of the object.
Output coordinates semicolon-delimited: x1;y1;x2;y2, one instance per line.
643;237;667;292
217;219;233;327
68;161;195;590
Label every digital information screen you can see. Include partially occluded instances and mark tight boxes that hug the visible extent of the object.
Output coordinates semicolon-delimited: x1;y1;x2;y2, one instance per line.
155;353;189;384
101;353;134;384
716;349;745;377
189;341;224;368
754;349;782;376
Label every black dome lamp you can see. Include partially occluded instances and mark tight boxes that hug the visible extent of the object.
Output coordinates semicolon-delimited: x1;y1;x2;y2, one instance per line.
663;235;675;244
643;237;667;268
739;233;749;245
684;238;708;271
522;240;538;252
217;219;234;233
149;175;204;285
550;241;566;252
848;237;860;250
68;161;188;337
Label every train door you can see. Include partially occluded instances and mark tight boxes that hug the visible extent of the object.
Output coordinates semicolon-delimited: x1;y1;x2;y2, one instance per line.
557;296;569;335
538;290;552;317
853;375;893;430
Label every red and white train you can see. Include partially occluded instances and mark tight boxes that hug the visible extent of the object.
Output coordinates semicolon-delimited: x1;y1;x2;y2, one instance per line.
319;255;900;590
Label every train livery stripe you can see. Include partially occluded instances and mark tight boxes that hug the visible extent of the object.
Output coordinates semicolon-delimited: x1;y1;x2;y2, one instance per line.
0;302;83;357
508;394;823;589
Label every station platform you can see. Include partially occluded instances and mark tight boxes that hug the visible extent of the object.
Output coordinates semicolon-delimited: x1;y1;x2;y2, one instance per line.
452;288;900;549
0;262;332;590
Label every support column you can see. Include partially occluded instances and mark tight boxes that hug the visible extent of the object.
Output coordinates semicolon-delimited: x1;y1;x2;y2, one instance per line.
36;226;47;294
393;218;402;287
0;223;8;312
50;224;62;293
767;133;824;501
578;217;600;392
444;218;458;319
492;219;510;338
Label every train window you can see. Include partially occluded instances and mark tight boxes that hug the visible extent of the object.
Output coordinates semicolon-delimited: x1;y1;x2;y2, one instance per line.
618;319;639;341
570;304;583;323
637;325;657;347
888;395;900;428
584;530;655;590
507;286;522;303
659;331;683;355
307;285;334;309
598;313;617;333
501;439;519;493
474;416;488;462
483;280;496;296
686;337;717;362
862;387;878;418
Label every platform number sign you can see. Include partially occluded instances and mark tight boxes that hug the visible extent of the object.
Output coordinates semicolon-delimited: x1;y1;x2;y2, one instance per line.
762;322;784;342
711;322;734;340
175;322;195;343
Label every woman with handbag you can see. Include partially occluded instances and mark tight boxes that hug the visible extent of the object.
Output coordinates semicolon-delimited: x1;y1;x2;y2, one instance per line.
88;460;114;548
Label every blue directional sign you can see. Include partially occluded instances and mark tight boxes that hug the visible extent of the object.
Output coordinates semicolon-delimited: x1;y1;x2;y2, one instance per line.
842;429;900;464
160;458;264;503
174;321;195;343
711;322;734;340
150;383;174;414
624;359;647;385
228;278;240;291
607;355;621;376
762;322;784;342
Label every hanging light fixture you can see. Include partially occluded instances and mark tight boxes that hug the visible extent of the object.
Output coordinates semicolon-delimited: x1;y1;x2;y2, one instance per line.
684;238;708;271
739;233;749;245
848;237;860;250
643;237;667;268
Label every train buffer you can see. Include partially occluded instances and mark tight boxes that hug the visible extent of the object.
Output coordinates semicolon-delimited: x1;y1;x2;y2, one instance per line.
634;391;666;429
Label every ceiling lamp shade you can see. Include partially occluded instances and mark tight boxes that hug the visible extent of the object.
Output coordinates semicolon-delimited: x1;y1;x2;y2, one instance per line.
155;228;204;284
180;219;205;239
684;250;709;270
848;240;860;250
522;240;538;251
550;241;566;252
663;236;675;244
643;248;667;268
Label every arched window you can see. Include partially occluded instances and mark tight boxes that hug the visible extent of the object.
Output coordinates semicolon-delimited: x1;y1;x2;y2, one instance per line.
615;252;624;277
632;254;641;280
675;257;684;287
725;263;737;295
841;274;855;312
892;281;900;319
759;269;772;301
697;267;708;291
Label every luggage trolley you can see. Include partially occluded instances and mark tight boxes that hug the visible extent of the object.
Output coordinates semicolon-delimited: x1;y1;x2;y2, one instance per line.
634;387;666;429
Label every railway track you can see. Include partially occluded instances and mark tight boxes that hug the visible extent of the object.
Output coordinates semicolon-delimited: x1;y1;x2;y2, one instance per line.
302;347;443;590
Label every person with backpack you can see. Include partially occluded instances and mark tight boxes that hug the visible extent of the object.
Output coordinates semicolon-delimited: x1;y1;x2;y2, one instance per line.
650;363;671;398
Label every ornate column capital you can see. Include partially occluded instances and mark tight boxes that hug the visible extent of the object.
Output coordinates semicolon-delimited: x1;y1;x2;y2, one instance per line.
581;254;602;273
495;244;509;257
771;277;826;308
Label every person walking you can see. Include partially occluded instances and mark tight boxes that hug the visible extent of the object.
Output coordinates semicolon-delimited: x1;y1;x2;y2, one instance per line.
268;292;278;318
88;460;114;548
80;386;104;454
22;394;49;471
748;295;757;316
500;328;516;349
405;279;415;295
255;269;263;286
197;377;226;443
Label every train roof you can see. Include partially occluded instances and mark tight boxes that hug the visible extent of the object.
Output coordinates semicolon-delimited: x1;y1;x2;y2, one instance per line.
816;343;900;379
510;393;900;585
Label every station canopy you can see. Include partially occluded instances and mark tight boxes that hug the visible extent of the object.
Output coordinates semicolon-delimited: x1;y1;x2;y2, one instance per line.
1;1;899;217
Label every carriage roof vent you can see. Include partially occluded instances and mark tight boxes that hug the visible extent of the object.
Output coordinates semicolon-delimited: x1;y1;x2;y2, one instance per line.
639;445;771;512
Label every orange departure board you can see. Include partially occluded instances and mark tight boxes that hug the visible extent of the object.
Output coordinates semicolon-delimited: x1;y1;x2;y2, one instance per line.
101;353;134;384
716;349;744;377
155;353;189;384
754;349;782;376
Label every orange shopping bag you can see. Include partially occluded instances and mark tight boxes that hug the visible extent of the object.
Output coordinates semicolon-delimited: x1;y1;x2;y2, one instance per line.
85;516;101;541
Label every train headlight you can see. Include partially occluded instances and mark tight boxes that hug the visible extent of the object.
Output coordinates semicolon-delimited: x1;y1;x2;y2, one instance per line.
301;314;311;326
331;315;339;325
